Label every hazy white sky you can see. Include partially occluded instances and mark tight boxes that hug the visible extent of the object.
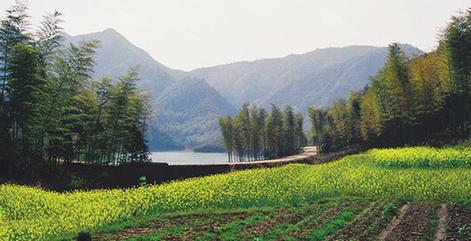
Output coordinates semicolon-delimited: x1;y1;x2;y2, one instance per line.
0;0;469;70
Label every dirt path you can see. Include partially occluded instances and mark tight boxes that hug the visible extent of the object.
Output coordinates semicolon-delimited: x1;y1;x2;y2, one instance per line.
435;204;448;241
379;203;411;240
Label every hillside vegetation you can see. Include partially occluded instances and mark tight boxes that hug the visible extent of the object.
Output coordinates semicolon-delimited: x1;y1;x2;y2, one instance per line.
68;30;423;149
308;9;470;152
0;146;470;240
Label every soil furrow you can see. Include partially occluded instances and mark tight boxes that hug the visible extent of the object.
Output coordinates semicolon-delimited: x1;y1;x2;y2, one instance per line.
435;204;448;241
381;203;439;241
331;200;400;241
445;203;471;241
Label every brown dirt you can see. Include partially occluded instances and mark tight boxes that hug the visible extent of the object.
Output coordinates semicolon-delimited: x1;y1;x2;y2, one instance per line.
379;203;411;240
183;211;268;240
445;204;471;241
380;203;439;241
240;208;298;237
435;204;448;241
91;201;467;241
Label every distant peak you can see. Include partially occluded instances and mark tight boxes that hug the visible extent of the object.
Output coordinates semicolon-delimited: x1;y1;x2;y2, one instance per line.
69;27;125;41
100;28;123;37
102;28;119;34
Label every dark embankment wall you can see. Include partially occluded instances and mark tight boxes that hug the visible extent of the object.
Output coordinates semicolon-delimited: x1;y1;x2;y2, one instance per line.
64;148;360;189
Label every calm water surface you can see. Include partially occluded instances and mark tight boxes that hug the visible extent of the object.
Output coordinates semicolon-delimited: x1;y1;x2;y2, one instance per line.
150;151;228;165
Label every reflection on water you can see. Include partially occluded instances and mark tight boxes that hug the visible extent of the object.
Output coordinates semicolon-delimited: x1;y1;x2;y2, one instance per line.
150;151;228;165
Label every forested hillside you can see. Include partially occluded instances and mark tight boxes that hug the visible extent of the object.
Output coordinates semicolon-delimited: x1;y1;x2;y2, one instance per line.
0;3;152;181
190;44;423;110
152;77;236;149
308;9;470;151
66;29;423;150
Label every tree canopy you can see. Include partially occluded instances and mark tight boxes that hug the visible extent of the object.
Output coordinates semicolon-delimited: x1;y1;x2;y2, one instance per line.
0;1;152;180
220;104;305;162
309;9;470;152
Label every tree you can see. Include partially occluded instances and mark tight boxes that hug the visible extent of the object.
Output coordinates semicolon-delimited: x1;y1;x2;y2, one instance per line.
441;9;471;138
235;103;250;161
282;106;296;156
249;105;261;160
7;44;47;170
359;88;383;143
308;107;328;152
347;91;362;144
381;44;414;144
44;41;98;163
0;0;30;104
328;99;350;146
0;1;30;176
220;104;304;162
294;113;305;150
219;116;234;162
256;107;267;160
37;11;63;63
0;1;152;180
409;51;451;138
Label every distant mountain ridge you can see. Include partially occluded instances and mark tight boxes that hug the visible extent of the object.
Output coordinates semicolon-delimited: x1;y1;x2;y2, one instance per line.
188;44;423;110
66;29;423;150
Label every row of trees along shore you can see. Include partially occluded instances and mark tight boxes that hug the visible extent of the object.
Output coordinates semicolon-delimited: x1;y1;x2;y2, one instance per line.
219;104;306;162
0;1;152;180
309;9;470;153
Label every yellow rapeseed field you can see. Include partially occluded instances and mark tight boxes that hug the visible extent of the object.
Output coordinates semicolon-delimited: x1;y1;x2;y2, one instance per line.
0;146;470;240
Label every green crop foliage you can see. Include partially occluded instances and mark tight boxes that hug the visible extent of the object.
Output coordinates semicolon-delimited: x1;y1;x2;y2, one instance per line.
368;147;471;168
0;146;470;240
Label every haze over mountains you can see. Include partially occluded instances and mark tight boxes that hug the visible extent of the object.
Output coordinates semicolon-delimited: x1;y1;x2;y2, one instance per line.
67;28;423;150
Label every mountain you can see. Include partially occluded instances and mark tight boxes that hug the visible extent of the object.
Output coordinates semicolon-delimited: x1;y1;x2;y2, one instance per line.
152;78;237;148
66;29;237;149
66;28;182;98
188;44;423;111
66;29;423;150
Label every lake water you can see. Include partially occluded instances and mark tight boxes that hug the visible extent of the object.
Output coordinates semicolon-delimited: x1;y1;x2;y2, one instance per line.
150;151;228;165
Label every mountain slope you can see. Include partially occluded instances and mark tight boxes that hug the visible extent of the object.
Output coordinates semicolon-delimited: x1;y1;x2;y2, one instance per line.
66;29;237;150
66;28;182;98
152;78;237;148
189;44;423;111
67;29;423;150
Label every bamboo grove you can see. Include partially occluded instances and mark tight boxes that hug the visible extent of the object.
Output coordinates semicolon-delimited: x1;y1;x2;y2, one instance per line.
309;9;470;152
0;1;152;179
219;104;306;162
